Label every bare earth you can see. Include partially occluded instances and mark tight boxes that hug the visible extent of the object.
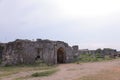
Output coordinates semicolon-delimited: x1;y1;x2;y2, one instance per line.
1;59;120;80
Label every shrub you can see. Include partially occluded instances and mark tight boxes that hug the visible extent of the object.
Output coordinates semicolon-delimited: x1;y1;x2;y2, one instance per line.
74;53;113;63
31;69;58;77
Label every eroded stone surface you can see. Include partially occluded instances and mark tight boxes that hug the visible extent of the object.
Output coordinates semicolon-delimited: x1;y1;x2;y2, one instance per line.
1;39;77;66
0;39;119;66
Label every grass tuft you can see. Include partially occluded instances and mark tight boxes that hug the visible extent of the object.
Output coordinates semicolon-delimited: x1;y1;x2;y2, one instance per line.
0;61;55;78
31;69;58;77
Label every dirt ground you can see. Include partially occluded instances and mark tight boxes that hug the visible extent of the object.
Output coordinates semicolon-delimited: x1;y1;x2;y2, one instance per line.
1;59;120;80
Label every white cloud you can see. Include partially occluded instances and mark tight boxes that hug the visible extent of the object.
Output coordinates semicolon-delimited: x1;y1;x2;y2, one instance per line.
0;0;120;50
55;0;120;18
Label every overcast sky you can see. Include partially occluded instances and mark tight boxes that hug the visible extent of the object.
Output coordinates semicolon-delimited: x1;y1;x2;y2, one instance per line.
0;0;120;50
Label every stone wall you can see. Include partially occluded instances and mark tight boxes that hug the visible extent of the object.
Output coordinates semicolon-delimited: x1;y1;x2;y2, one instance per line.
1;39;119;66
1;39;76;66
78;48;118;58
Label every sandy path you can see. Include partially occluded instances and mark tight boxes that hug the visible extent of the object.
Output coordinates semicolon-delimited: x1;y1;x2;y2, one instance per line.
1;59;120;80
29;60;120;80
0;70;49;80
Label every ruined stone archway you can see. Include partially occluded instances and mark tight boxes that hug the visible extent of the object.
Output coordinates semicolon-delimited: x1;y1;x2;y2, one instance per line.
57;47;65;63
0;46;4;60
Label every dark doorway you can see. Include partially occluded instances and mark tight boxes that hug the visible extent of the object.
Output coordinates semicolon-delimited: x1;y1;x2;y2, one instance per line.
57;47;65;63
0;46;4;59
35;55;40;60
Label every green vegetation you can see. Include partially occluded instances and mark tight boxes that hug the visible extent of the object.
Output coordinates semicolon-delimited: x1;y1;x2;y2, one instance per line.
75;53;113;63
15;69;58;80
0;62;55;79
31;69;58;77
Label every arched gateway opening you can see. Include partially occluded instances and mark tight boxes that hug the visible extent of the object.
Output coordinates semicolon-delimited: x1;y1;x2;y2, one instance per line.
57;47;65;63
0;46;4;60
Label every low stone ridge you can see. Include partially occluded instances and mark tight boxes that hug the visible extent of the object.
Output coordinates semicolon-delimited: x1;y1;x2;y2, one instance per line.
78;48;118;58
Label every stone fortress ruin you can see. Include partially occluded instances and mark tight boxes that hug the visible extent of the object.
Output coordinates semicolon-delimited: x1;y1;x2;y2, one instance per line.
0;39;120;66
0;39;78;66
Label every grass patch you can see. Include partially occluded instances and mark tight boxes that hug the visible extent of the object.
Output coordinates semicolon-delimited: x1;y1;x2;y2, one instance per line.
15;69;58;80
0;62;55;78
31;69;58;77
74;53;114;64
